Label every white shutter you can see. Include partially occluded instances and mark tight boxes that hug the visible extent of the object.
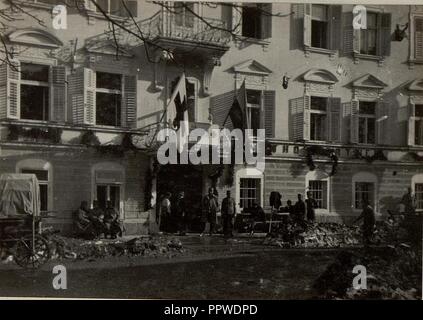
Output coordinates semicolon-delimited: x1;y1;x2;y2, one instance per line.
123;75;137;128
303;4;312;47
376;100;386;145
353;28;361;53
260;3;272;39
327;97;341;142
68;67;96;125
408;103;416;146
232;3;242;34
0;60;20;120
51;65;66;122
350;99;359;143
303;95;311;141
289;97;304;141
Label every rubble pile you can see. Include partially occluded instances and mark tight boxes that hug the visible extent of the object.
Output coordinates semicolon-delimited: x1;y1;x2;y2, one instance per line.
46;235;185;261
314;245;422;300
263;218;408;248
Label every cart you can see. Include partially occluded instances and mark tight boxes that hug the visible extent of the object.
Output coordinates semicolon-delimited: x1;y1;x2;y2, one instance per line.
0;173;50;269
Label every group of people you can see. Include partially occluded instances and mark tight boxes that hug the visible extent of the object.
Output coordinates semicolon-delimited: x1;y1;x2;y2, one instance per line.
159;191;187;235
74;200;123;240
273;192;318;224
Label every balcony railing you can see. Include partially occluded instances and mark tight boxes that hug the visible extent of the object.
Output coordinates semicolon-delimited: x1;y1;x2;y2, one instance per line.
85;10;231;49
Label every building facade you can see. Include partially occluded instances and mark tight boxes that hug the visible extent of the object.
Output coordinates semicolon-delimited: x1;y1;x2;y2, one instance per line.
0;1;422;234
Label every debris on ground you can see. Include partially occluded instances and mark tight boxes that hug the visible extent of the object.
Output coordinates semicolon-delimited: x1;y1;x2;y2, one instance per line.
43;235;186;261
313;245;422;300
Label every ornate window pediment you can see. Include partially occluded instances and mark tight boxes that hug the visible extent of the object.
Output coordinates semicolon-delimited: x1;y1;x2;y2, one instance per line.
232;59;272;89
86;41;133;57
303;68;338;84
352;73;388;89
352;74;387;100
407;79;423;92
8;28;63;48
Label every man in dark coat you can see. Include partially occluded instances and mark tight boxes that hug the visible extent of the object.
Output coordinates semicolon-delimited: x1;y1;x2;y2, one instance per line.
354;199;376;246
74;201;96;239
294;194;306;222
305;191;317;222
174;191;187;235
201;187;219;236
221;190;236;238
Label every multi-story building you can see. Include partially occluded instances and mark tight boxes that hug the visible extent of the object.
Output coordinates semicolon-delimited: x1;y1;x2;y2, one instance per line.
0;1;422;234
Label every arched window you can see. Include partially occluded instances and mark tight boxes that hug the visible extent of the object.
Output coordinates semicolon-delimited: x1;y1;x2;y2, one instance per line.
16;159;53;212
91;162;125;217
411;174;423;211
305;169;330;212
352;172;378;212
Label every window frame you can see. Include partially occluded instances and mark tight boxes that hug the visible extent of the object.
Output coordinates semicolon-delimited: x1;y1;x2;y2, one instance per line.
309;96;328;142
305;170;330;214
357;100;377;145
95;71;123;127
352;172;378;213
414;104;423;146
19;61;52;122
236;167;264;213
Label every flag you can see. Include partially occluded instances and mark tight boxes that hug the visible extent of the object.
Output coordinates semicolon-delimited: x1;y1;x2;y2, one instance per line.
224;80;248;130
166;73;189;152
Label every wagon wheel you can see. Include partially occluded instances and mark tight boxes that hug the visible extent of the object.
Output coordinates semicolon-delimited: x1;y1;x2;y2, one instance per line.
13;235;50;269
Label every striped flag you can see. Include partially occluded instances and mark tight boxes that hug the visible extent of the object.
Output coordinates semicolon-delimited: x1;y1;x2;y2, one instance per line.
224;80;248;130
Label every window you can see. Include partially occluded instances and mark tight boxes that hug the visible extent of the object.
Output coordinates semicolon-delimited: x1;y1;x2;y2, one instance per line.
241;3;272;39
311;5;329;49
354;182;374;209
20;63;50;121
310;96;327;141
21;169;49;212
414;104;423;145
360;12;378;55
96;185;121;211
240;178;261;209
246;90;262;136
94;0;137;17
174;2;194;28
309;180;328;209
95;72;122;126
358;101;376;144
415;183;423;210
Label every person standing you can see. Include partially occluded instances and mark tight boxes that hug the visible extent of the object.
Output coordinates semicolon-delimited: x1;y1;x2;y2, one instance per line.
354;199;376;246
221;190;236;238
305;191;317;222
294;194;306;222
160;192;172;233
103;201;122;239
201;187;219;236
175;191;187;235
401;187;416;215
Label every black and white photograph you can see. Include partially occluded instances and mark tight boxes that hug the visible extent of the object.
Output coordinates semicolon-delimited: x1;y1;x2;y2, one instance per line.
0;0;422;303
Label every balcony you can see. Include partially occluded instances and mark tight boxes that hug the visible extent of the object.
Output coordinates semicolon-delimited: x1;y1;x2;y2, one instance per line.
85;10;231;55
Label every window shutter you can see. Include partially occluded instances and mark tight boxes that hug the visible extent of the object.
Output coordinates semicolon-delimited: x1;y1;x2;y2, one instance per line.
210;91;235;130
342;12;354;55
327;97;341;142
68;67;96;125
260;3;272;39
350;99;359;144
289;97;304;141
330;6;343;51
380;13;392;57
231;3;242;34
291;3;305;49
51;65;66;123
303;95;311;141
123;75;137;128
376;100;387;145
303;4;312;47
0;60;20;120
408;103;416;146
414;17;423;60
263;90;275;138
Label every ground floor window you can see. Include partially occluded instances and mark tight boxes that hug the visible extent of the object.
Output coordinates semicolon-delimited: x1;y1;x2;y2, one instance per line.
415;183;423;210
20;169;49;212
240;178;261;209
308;180;328;209
354;182;374;209
96;184;121;212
